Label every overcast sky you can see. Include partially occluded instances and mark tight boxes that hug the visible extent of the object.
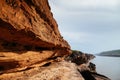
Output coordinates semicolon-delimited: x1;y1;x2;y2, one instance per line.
49;0;120;54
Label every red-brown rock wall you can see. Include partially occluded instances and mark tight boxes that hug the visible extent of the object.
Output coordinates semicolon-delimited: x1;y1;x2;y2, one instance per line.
0;0;70;49
0;0;71;76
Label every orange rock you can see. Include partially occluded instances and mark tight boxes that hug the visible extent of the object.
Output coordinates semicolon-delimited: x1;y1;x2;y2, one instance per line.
0;0;70;49
0;0;71;76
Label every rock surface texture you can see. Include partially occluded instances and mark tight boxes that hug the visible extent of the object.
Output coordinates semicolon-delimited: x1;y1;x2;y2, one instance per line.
0;0;70;76
0;0;110;80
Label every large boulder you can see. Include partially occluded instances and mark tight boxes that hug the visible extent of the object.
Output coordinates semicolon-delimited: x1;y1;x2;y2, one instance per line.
0;0;70;75
66;50;95;65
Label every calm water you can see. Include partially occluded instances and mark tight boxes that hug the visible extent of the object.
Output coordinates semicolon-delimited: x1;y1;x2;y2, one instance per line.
92;56;120;80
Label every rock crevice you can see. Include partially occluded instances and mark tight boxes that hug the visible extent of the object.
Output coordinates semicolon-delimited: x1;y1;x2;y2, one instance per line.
0;0;70;76
0;0;110;80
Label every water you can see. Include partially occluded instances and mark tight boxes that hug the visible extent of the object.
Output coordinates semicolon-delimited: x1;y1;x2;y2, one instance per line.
92;56;120;80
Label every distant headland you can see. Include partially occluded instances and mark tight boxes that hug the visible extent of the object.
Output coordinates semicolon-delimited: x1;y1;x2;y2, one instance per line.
97;49;120;57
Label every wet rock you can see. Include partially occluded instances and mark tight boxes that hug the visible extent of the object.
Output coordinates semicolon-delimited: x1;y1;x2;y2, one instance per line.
65;50;110;80
66;50;95;65
88;62;96;72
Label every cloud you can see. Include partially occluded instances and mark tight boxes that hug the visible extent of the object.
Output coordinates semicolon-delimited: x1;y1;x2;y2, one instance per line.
58;0;119;7
61;31;92;44
49;0;120;53
49;0;120;13
49;0;120;36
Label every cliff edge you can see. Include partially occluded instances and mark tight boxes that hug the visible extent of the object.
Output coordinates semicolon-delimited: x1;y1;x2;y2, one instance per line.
0;0;70;76
0;0;110;80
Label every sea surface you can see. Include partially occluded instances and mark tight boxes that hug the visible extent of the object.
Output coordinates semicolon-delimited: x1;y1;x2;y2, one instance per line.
92;56;120;80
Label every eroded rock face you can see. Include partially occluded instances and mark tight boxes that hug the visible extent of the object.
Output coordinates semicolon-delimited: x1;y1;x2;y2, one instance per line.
0;0;70;49
0;61;110;80
0;61;84;80
0;0;70;75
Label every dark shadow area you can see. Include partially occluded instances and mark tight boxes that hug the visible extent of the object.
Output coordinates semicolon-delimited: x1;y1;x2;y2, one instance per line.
0;39;55;54
78;69;96;80
42;62;51;67
91;72;110;79
0;60;19;73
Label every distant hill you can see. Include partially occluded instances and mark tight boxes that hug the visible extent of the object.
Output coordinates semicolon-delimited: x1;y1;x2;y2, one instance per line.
98;50;120;57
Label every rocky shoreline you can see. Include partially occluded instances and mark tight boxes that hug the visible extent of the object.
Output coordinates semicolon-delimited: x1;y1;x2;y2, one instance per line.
65;50;110;80
0;0;110;80
0;50;110;80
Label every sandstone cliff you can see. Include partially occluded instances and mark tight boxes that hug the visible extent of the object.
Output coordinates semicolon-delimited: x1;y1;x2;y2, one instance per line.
0;0;110;80
0;50;110;80
0;0;70;76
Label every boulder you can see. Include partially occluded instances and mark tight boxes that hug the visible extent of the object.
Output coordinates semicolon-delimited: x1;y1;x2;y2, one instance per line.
66;50;95;65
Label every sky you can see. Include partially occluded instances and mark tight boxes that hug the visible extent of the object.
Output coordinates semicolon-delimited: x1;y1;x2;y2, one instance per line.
48;0;120;54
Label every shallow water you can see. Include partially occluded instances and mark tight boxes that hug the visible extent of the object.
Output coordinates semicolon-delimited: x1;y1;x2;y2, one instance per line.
92;56;120;80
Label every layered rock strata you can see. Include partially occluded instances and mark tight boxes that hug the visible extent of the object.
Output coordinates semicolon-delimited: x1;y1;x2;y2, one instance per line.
0;0;70;76
0;0;110;80
0;52;110;80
